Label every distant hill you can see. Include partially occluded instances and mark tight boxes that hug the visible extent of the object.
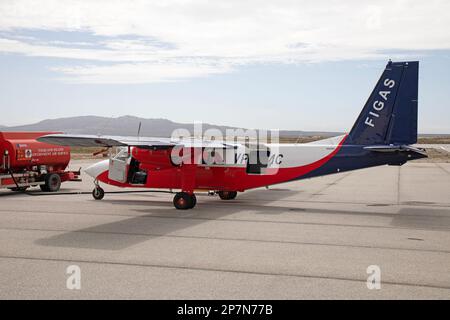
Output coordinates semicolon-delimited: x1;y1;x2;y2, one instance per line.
1;115;340;138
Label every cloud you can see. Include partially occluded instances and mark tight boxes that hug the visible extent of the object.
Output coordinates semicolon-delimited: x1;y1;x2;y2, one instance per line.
0;0;449;83
51;61;234;84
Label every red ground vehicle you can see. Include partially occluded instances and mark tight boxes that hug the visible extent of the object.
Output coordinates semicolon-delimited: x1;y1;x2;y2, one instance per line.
0;132;80;192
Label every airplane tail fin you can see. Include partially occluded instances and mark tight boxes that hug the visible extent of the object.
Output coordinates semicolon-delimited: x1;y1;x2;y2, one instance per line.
347;61;419;146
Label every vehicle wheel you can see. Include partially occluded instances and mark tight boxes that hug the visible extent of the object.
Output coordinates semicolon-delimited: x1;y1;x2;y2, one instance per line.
218;191;237;200
92;187;105;200
43;173;61;192
9;187;29;192
173;192;196;210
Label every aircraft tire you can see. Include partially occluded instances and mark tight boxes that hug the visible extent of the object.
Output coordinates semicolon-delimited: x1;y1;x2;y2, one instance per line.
173;192;196;210
92;187;105;200
218;191;237;200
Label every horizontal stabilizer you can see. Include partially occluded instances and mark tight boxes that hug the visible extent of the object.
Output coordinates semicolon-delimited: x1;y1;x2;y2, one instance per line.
364;144;427;156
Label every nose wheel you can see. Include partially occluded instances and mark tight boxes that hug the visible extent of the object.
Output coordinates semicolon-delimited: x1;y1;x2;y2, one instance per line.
92;186;105;200
173;192;197;210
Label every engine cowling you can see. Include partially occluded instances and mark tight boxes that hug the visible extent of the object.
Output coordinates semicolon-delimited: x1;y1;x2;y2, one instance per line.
132;147;176;170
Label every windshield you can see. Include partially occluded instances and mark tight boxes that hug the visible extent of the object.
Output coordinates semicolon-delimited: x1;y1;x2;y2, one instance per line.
112;147;130;161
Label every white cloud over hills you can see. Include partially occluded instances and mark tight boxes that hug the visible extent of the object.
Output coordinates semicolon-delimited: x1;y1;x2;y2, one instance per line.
0;0;449;83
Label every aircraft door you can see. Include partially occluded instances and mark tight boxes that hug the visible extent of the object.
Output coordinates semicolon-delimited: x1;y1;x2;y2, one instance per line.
108;148;130;183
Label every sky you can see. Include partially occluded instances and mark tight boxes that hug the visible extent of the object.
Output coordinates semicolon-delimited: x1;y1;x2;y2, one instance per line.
0;0;449;133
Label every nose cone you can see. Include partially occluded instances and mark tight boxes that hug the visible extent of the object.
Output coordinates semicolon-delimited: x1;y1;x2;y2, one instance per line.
84;160;109;179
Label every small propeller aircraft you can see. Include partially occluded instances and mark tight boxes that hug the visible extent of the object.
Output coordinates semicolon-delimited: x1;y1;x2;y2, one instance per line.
38;61;427;209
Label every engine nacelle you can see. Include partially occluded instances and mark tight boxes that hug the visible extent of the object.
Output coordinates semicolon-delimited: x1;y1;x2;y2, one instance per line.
132;147;175;170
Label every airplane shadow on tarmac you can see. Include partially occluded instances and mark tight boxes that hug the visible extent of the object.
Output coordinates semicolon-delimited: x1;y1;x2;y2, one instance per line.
34;188;299;250
35;189;450;251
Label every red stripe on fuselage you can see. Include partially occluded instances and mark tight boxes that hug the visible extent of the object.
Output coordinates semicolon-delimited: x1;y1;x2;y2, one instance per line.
96;135;348;191
222;134;347;191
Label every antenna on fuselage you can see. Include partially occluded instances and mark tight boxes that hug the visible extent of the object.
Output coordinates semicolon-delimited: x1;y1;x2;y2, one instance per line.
137;121;142;141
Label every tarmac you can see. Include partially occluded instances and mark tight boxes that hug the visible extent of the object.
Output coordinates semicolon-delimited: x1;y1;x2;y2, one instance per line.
1;159;450;299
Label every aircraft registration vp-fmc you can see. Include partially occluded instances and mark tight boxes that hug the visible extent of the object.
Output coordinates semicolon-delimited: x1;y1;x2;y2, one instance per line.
38;61;427;209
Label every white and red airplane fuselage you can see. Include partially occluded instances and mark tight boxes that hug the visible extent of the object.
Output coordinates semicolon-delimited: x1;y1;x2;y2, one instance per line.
85;135;347;192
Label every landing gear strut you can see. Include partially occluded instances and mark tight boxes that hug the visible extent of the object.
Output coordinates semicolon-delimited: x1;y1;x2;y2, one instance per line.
173;192;197;210
218;191;238;200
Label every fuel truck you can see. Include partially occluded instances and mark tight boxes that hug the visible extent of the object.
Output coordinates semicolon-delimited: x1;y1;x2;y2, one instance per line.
0;131;80;192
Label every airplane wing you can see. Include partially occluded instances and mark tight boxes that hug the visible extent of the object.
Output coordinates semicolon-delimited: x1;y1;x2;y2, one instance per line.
37;133;239;149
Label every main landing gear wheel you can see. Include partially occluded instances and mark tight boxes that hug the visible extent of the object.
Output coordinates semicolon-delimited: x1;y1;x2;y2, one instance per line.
92;187;105;200
40;173;61;192
218;191;238;200
173;192;197;210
